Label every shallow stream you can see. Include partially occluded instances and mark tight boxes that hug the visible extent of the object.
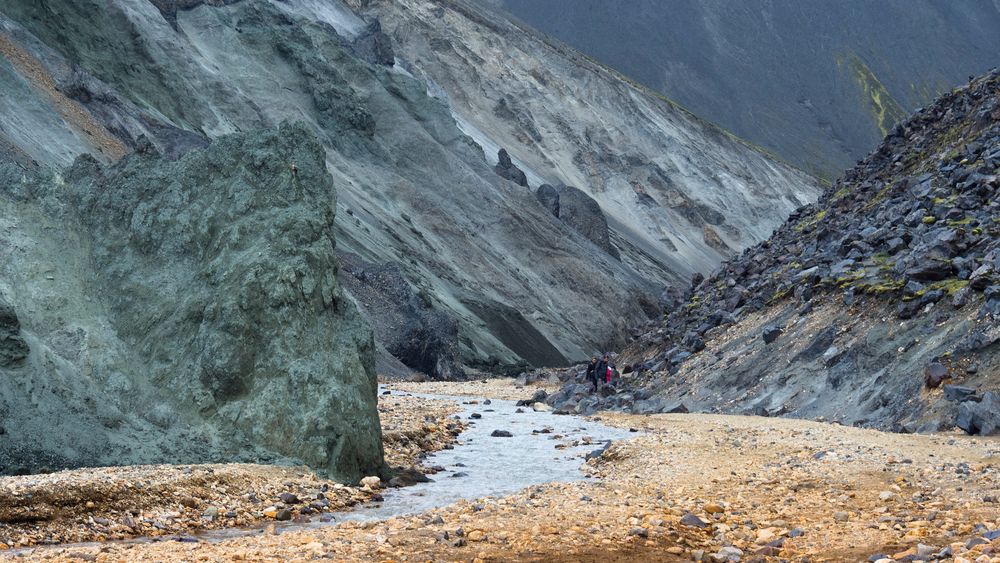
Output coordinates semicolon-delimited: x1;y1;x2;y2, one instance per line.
335;388;636;522
18;388;635;550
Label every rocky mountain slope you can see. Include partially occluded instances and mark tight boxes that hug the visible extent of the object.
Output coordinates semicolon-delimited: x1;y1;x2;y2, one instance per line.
489;0;1000;180
0;123;384;480
350;0;820;284
548;69;1000;435
0;0;819;379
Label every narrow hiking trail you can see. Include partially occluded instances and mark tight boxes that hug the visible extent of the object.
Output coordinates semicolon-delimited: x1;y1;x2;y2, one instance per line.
5;380;1000;562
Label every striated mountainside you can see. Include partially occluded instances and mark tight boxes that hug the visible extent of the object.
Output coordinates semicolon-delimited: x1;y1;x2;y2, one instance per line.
490;0;1000;180
0;123;384;480
349;0;820;285
548;69;1000;435
0;0;818;379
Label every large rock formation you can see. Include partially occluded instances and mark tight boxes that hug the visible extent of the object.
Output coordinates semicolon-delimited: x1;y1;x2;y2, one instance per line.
552;69;1000;434
348;0;821;287
0;123;384;480
536;184;620;259
494;148;528;187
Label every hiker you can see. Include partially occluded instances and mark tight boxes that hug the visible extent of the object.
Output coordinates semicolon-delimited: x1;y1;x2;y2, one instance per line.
605;360;614;385
585;356;599;392
595;354;609;389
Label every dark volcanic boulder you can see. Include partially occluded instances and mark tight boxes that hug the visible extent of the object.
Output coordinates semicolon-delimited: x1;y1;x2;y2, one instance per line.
957;391;1000;435
557;186;620;259
351;19;395;66
943;385;977;403
534;184;620;259
494;148;528;186
535;184;560;216
923;362;949;389
762;326;783;344
0;295;29;367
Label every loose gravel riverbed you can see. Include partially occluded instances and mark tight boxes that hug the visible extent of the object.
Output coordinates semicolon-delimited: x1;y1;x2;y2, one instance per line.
4;380;1000;562
0;395;461;550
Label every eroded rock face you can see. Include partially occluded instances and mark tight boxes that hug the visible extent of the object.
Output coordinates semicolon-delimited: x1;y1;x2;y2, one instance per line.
0;294;28;367
0;123;383;481
494;148;528;187
535;184;619;259
0;0;663;372
148;0;242;29
351;19;394;66
339;252;463;380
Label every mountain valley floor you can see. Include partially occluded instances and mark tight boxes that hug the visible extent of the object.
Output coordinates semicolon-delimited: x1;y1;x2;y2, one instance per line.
2;380;999;562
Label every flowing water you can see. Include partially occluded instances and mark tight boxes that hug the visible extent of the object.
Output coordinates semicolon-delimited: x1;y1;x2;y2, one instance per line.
192;389;635;541
17;389;636;551
333;388;636;522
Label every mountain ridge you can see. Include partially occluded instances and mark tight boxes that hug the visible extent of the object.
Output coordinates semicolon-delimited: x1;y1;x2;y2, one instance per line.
489;0;1000;180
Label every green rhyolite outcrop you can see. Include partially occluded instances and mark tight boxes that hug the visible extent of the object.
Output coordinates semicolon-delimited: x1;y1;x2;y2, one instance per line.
0;123;384;481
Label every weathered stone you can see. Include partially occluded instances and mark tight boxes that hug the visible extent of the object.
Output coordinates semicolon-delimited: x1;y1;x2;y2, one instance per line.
532;185;620;259
924;362;949;388
957;391;1000;435
714;546;744;561
535;184;560;217
0;295;29;368
494;148;528;186
762;326;783;344
943;385;977;403
680;513;709;528
0;125;383;481
275;508;293;521
351;19;395;66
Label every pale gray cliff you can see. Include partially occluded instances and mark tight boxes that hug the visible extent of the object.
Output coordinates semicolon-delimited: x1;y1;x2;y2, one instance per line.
0;0;819;381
